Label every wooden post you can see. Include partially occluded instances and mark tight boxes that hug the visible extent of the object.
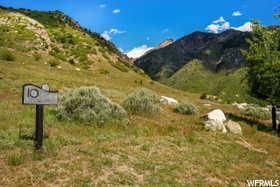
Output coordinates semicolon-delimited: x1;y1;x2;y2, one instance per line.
272;105;277;131
35;105;44;149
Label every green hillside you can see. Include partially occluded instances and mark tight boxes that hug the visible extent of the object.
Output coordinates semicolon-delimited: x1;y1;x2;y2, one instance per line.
0;7;280;186
163;59;264;105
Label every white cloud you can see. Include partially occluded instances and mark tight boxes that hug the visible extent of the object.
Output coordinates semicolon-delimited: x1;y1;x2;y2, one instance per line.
232;22;253;32
118;48;124;53
232;11;242;16
126;45;153;58
112;9;120;14
213;16;225;23
101;32;112;40
101;28;126;40
205;17;230;33
99;4;106;8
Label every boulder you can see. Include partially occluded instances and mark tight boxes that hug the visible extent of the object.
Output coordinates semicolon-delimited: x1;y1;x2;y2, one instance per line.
160;96;178;105
207;109;226;122
232;103;248;109
225;120;242;135
203;104;211;107
204;120;227;133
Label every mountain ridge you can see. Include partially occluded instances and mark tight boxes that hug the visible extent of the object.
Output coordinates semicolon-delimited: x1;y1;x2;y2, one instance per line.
135;29;251;80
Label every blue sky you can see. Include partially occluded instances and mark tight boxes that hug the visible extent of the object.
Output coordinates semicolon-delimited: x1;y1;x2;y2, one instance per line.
0;0;279;57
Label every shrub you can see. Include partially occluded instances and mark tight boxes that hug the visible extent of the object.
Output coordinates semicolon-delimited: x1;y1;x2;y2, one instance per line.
48;59;60;67
121;88;162;115
172;101;198;115
56;86;128;125
0;49;15;61
33;52;41;61
241;106;271;120
200;93;207;100
7;153;24;166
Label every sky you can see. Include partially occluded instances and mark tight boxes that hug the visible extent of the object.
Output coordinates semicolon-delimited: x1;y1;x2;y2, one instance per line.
0;0;279;58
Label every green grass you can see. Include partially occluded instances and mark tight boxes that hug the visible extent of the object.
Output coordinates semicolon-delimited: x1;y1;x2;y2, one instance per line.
7;152;25;166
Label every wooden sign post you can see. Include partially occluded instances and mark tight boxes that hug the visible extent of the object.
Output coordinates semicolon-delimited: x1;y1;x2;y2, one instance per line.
22;84;58;149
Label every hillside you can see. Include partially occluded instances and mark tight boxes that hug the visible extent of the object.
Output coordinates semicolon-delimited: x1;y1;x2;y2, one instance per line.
0;7;280;186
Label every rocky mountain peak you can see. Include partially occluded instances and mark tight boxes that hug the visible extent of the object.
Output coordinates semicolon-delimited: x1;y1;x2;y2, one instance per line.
157;38;174;49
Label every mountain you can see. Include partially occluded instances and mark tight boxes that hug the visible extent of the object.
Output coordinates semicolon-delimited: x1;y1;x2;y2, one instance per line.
135;29;251;80
134;29;255;102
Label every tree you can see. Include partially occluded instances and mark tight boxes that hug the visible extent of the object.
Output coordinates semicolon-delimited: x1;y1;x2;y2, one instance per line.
242;20;280;134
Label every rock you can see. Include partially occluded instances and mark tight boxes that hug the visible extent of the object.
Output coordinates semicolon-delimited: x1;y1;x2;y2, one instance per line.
203;104;211;107
204;120;227;133
160;96;178;105
207;109;226;122
232;103;248;109
75;68;81;71
225;120;242;135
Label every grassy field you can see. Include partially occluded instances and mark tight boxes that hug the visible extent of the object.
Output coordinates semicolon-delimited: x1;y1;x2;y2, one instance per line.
1;55;280;186
0;7;280;186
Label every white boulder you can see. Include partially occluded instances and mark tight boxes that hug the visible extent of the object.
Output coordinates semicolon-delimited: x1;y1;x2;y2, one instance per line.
207;109;226;122
204;120;227;133
225;120;242;135
160;96;178;105
232;103;248;110
203;104;211;107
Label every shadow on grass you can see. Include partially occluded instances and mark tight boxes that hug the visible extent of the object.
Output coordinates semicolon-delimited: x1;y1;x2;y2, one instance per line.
226;112;273;133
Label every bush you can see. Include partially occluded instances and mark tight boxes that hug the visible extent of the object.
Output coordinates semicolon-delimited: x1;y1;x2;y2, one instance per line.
48;59;60;67
56;86;128;125
33;52;41;61
200;93;207;100
0;49;15;61
241;106;271;120
172;101;198;115
121;88;162;115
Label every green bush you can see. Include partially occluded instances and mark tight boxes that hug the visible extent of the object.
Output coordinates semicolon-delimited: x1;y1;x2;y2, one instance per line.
33;52;41;61
172;101;198;115
0;49;15;61
48;59;60;67
200;93;207;100
241;106;271;120
121;88;162;115
56;86;128;125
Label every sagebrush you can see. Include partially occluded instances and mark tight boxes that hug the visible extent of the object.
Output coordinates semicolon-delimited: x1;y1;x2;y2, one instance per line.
56;86;128;125
241;106;271;120
121;88;162;115
172;101;198;115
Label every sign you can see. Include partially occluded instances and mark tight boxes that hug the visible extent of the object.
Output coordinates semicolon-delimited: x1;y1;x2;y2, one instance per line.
22;84;58;105
22;84;58;149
